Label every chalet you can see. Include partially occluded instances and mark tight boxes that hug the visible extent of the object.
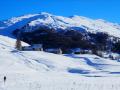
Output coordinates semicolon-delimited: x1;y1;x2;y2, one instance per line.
22;44;43;51
71;48;92;54
72;48;82;54
45;48;62;54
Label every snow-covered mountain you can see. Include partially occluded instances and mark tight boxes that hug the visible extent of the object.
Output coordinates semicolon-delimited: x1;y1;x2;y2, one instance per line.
1;12;120;38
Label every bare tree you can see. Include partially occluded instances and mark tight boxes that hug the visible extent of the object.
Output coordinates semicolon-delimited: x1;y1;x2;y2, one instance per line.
15;30;22;50
15;38;22;50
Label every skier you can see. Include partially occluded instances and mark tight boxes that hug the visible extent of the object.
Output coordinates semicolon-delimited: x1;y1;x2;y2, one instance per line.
4;76;6;83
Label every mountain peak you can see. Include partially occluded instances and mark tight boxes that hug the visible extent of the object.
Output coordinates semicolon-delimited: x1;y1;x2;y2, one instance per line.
40;12;53;16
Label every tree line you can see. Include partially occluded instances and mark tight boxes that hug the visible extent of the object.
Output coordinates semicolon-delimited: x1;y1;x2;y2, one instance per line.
13;27;120;54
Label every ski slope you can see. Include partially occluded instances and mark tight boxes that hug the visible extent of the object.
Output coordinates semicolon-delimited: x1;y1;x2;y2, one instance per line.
0;35;120;90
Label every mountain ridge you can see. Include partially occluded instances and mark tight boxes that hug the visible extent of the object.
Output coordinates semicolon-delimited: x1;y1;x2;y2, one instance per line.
0;12;120;38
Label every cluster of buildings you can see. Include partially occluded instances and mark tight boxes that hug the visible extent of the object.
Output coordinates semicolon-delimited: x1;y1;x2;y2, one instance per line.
22;44;92;54
22;44;63;54
16;40;120;61
16;39;92;54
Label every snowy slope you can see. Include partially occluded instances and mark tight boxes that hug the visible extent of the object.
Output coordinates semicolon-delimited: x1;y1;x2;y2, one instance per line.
0;34;120;90
0;34;120;76
1;12;120;38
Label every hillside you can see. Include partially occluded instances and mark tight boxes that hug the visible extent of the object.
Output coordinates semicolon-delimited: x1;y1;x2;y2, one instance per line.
0;35;120;90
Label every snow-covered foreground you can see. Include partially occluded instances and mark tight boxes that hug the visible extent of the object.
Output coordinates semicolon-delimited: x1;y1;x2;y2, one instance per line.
1;73;120;90
0;35;120;90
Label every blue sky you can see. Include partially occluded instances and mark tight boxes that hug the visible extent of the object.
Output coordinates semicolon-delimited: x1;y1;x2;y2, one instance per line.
0;0;120;23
